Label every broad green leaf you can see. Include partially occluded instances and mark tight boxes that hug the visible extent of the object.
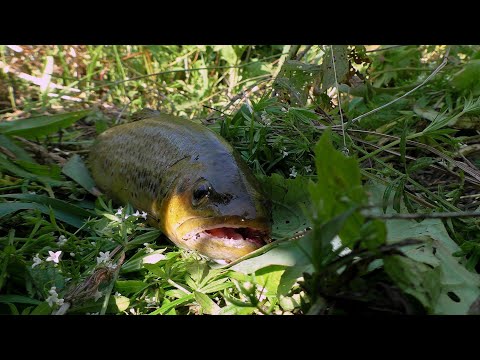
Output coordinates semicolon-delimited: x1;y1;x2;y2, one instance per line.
0;110;91;138
115;280;149;295
0;295;42;305
62;155;99;195
319;45;349;93
30;302;52;315
451;59;480;95
231;235;313;274
259;173;312;239
310;128;366;247
254;265;286;297
384;255;441;312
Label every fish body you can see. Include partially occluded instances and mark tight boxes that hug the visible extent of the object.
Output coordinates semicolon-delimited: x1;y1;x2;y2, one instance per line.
89;113;271;262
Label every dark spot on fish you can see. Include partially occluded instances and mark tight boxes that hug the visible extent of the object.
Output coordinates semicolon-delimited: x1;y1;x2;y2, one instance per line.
194;155;199;161
285;220;290;224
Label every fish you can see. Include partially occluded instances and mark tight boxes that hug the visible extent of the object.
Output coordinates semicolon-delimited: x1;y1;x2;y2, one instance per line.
88;111;271;263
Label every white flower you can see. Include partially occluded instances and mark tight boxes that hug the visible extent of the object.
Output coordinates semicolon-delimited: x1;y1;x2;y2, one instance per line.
289;166;297;178
46;251;62;264
145;296;157;306
96;251;111;264
70;253;75;257
143;243;154;254
133;210;141;217
107;262;118;270
86;312;99;315
32;254;43;268
114;292;122;297
140;211;148;220
115;207;123;216
143;253;166;264
305;165;312;173
282;148;289;158
46;286;64;307
56;235;67;247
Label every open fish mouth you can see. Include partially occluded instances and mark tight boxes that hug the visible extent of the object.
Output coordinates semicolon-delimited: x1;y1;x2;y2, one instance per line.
182;226;270;248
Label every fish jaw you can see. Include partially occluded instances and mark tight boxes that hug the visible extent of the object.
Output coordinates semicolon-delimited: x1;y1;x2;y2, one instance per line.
172;217;271;262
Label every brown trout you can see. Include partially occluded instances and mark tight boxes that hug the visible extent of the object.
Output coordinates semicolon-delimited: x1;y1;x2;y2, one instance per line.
89;112;271;263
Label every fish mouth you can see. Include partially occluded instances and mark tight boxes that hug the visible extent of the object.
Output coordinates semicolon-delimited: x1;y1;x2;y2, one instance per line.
177;221;271;262
183;226;270;247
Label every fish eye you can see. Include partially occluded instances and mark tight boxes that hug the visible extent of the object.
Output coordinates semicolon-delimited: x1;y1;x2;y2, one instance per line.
192;181;211;205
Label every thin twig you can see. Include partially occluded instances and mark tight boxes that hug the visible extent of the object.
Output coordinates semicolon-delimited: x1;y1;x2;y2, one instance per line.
350;47;450;125
330;45;347;151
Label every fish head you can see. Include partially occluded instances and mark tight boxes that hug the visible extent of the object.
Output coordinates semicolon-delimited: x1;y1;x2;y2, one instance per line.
158;154;271;263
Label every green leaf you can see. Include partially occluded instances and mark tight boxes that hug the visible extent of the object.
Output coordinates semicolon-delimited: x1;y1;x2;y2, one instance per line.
0;295;42;305
319;45;349;93
0;110;91;138
0;155;66;186
1;193;94;228
30;302;52;315
194;291;221;315
0;135;36;163
217;304;256;315
259;173;312;239
254;265;286;297
310;128;366;247
115;280;149;295
62;155;99;195
384;255;441;312
230;235;313;274
451;59;480;95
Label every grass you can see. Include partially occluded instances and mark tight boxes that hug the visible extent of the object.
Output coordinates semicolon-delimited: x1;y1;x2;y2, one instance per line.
0;45;480;315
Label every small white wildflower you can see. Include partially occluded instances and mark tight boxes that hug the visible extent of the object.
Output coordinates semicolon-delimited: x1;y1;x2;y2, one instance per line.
90;242;96;245
115;207;123;216
86;312;99;315
281;107;287;112
114;292;122;297
143;243;154;254
45;286;64;307
261;111;272;126
129;308;138;315
282;148;289;158
145;296;157;306
289;166;297;178
133;210;141;217
96;251;111;264
140;211;148;220
70;253;75;257
107;262;118;270
305;165;312;173
46;251;62;264
56;235;67;247
65;278;72;282
28;191;36;195
32;254;43;268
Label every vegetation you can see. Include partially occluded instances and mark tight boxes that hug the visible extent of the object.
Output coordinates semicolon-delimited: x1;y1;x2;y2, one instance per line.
1;45;480;315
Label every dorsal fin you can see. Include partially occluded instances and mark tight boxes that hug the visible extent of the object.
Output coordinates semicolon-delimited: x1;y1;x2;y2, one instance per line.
131;108;161;122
